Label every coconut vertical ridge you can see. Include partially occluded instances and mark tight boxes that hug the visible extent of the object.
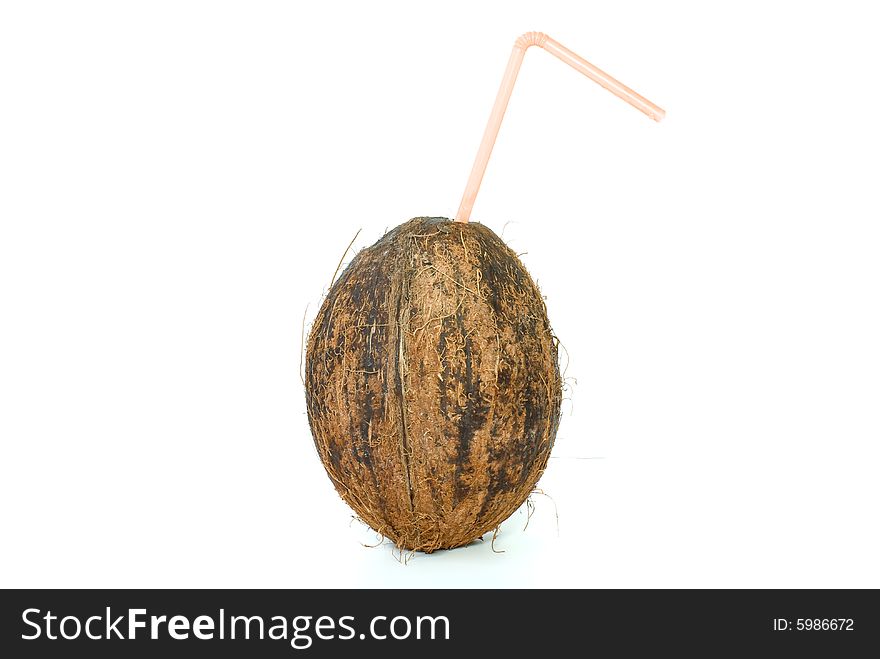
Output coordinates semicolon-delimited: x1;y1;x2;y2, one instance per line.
305;217;562;552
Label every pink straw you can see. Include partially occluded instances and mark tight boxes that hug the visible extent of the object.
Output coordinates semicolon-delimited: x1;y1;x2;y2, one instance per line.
455;32;665;223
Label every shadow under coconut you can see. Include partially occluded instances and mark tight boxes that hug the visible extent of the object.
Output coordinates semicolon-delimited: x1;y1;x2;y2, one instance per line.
348;490;561;565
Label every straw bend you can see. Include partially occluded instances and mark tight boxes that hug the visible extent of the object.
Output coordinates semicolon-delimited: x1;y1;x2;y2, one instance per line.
455;32;664;223
515;31;549;49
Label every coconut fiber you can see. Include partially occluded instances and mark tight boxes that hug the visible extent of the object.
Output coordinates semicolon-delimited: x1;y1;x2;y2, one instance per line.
305;217;562;552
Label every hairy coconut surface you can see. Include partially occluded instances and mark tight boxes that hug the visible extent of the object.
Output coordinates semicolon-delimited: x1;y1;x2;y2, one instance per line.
305;217;562;552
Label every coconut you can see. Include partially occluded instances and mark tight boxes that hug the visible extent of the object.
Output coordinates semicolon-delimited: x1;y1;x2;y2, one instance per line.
305;216;562;552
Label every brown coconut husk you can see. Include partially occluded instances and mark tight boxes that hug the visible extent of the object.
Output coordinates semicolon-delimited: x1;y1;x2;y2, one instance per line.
305;217;562;553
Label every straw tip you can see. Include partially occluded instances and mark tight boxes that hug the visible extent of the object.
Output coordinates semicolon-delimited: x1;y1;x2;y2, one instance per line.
652;107;667;122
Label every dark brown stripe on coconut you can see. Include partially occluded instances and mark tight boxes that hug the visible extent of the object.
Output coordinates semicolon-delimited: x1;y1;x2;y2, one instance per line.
452;305;490;506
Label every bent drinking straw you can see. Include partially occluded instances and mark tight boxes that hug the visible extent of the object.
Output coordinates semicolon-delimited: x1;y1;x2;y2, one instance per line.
455;32;665;223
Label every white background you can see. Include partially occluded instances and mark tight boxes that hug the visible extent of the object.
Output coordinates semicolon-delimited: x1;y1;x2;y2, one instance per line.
2;1;878;588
